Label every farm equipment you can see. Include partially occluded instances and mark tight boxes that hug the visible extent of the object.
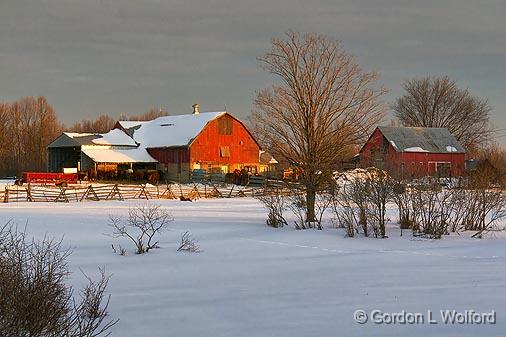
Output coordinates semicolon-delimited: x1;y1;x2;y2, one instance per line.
19;172;78;186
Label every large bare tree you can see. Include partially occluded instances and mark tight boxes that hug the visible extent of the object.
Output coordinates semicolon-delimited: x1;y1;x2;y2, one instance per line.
393;75;492;151
252;32;387;224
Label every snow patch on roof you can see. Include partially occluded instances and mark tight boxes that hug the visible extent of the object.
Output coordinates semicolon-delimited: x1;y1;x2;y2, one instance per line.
82;147;156;163
404;146;429;153
446;146;458;153
117;121;149;129
132;111;226;148
91;129;137;146
64;132;95;138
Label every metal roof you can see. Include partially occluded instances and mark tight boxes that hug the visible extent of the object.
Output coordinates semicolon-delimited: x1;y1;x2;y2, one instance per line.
378;126;466;154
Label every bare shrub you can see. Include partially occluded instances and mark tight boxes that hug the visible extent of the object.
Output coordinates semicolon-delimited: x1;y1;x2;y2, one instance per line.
391;181;415;231
334;172;371;237
284;183;331;230
409;181;452;239
256;187;288;228
287;188;309;230
367;168;394;238
111;244;127;256
334;205;357;237
177;231;202;253
0;222;117;336
109;204;174;254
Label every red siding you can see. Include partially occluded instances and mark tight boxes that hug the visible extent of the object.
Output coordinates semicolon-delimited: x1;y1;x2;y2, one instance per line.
189;114;260;169
360;128;465;178
147;147;189;164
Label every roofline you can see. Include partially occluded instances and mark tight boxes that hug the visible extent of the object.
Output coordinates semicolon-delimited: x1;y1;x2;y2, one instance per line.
359;126;381;154
47;133;81;148
187;112;262;150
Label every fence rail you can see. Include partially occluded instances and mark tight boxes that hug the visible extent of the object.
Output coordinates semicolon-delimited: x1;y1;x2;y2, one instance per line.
1;181;284;203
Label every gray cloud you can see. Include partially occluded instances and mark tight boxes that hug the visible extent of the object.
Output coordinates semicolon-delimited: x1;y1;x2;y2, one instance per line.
0;0;505;143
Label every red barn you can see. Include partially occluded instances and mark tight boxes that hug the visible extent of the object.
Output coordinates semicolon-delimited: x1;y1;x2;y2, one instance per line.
120;107;261;182
359;126;466;179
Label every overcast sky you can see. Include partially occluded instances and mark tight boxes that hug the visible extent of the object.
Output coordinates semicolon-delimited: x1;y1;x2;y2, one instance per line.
1;0;505;144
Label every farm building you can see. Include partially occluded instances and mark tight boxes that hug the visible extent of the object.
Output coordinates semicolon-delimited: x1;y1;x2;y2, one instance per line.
127;107;261;182
47;129;157;178
359;126;466;178
48;106;263;182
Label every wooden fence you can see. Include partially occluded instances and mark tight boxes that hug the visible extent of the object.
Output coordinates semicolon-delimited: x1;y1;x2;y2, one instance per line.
1;182;271;203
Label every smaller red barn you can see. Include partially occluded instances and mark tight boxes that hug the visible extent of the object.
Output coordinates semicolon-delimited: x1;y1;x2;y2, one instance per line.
359;126;466;179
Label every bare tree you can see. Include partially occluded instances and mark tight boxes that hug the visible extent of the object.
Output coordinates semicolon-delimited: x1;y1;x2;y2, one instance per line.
0;96;63;176
109;204;174;254
128;107;170;121
252;31;387;224
394;75;492;151
70;113;116;134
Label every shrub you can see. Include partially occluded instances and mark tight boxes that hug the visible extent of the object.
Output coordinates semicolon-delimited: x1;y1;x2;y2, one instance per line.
0;222;117;336
109;204;174;254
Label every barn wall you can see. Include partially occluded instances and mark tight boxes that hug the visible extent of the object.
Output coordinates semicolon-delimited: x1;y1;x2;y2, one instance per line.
189;115;260;173
360;128;466;178
147;147;190;182
47;147;81;172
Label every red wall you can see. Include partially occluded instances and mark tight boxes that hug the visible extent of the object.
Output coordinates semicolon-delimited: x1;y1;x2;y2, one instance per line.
147;147;189;164
360;128;465;178
146;114;260;171
189;114;260;169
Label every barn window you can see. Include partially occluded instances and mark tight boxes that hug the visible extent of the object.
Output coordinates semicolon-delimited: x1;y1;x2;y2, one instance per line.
220;146;230;157
218;117;233;135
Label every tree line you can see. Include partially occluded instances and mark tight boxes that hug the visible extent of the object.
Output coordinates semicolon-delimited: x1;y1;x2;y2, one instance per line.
0;98;168;177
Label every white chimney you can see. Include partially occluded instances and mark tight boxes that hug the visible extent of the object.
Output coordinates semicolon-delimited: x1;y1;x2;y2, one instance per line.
192;103;200;114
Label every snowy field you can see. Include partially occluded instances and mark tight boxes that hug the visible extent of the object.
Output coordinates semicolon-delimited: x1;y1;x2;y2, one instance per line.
1;198;505;337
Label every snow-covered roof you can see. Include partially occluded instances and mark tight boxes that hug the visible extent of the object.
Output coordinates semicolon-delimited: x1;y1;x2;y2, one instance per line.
116;121;149;129
56;131;136;147
131;111;226;148
91;129;137;146
81;147;157;163
378;126;466;154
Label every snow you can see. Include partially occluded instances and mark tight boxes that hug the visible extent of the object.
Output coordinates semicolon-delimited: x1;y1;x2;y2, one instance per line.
81;147;157;163
390;140;398;150
117;121;149;129
64;132;95;137
1;198;505;337
0;179;14;188
91;129;138;146
404;146;429;153
131;111;226;148
446;146;458;153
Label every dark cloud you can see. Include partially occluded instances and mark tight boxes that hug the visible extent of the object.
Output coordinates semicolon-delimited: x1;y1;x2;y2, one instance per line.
0;0;505;143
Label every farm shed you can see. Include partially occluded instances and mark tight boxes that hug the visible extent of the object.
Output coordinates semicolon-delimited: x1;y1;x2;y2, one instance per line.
359;126;466;178
127;107;261;182
47;129;156;177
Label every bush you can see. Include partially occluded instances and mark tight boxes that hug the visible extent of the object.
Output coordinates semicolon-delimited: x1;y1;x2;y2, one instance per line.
256;187;288;228
0;222;117;336
109;204;174;254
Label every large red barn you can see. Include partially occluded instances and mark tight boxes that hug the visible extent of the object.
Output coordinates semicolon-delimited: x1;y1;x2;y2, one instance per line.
118;107;261;182
359;126;466;179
